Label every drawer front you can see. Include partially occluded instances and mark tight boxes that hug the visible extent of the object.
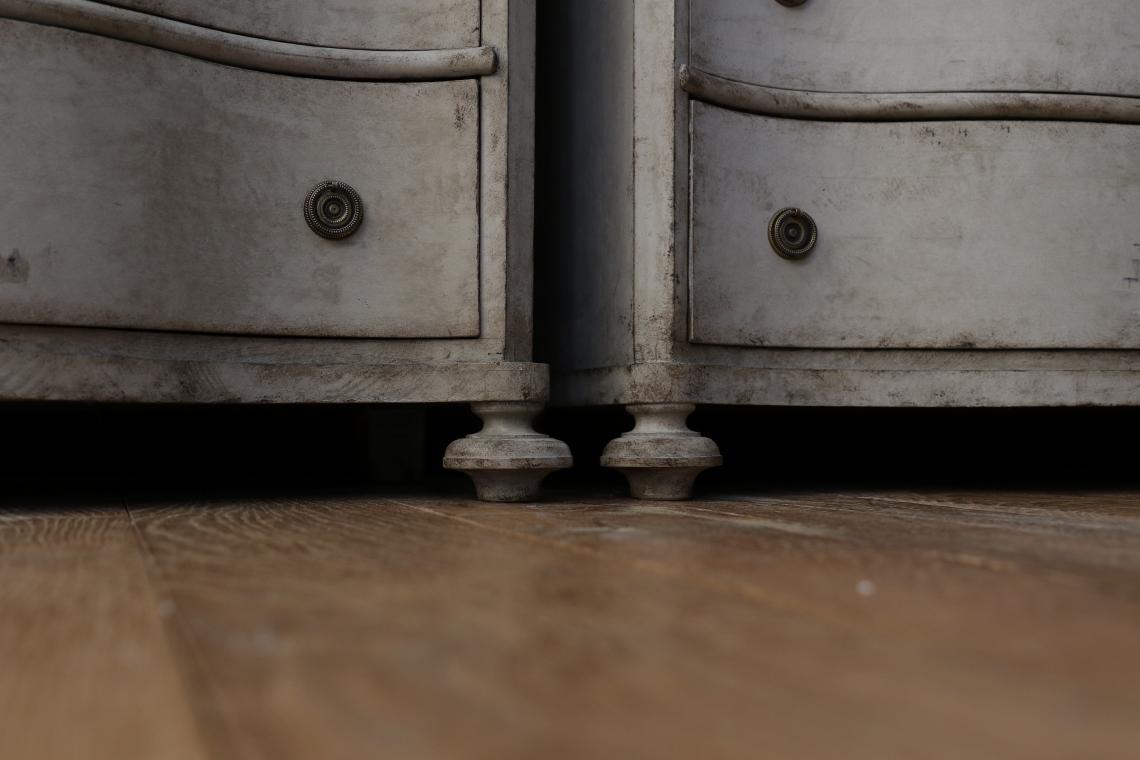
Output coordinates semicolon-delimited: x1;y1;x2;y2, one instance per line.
691;0;1140;96
101;0;479;50
0;21;480;339
689;103;1140;349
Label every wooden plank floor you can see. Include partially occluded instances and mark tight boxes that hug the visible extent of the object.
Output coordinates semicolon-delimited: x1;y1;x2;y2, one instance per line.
1;487;1138;760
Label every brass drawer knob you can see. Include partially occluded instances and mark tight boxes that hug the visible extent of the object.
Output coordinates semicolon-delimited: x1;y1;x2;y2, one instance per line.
768;207;818;260
305;180;363;239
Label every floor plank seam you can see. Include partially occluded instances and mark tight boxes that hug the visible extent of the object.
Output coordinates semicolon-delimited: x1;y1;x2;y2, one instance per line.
122;499;248;760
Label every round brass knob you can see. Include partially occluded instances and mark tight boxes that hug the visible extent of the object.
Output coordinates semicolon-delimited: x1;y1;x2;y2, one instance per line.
305;180;363;239
768;207;818;260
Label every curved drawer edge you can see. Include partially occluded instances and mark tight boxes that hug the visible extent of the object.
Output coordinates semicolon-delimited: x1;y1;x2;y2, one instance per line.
0;0;497;80
679;65;1140;125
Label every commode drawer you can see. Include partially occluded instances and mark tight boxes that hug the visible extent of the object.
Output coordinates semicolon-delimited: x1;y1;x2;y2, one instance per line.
100;0;479;50
689;102;1140;349
691;0;1140;96
0;20;481;339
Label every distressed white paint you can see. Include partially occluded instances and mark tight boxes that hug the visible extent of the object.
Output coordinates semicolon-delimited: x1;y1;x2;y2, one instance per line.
481;0;536;361
0;4;563;500
0;21;480;338
600;404;721;500
93;0;480;50
0;330;551;404
631;0;684;364
689;104;1140;349
691;0;1140;96
680;65;1140;124
553;359;1140;409
539;0;1140;499
443;402;573;501
0;0;495;80
0;0;535;364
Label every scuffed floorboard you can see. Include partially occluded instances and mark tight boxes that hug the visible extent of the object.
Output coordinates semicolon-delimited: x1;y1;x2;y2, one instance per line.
1;488;1138;760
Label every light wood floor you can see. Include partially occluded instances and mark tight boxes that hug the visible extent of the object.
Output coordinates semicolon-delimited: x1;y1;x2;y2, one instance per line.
1;487;1138;760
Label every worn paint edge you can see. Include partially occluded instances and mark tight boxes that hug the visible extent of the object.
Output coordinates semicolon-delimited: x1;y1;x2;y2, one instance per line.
679;65;1140;125
0;0;498;81
0;343;550;403
548;361;1140;408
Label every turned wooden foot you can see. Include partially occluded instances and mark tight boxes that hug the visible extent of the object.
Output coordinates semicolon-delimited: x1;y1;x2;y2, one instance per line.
443;402;573;502
601;404;722;500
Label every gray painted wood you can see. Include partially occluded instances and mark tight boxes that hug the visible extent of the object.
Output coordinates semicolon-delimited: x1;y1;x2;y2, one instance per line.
541;0;1140;422
482;0;537;362
95;0;479;51
0;325;523;369
553;359;1140;408
0;1;566;498
632;0;687;366
0;331;550;404
691;0;1140;96
0;0;495;81
0;0;539;368
689;104;1140;349
443;402;572;501
0;21;480;338
680;65;1140;125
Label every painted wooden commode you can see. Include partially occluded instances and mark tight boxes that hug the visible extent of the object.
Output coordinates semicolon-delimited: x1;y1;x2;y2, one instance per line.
539;0;1140;498
0;0;571;500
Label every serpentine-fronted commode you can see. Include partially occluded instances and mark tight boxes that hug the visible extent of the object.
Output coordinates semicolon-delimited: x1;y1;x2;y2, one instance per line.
0;0;571;500
537;0;1140;499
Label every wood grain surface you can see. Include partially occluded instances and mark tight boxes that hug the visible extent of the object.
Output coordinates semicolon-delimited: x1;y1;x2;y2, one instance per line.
0;498;209;760
1;488;1138;759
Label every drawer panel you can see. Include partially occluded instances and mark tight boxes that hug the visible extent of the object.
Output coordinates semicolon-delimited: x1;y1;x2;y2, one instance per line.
100;0;479;50
689;103;1140;349
0;21;480;338
691;0;1140;96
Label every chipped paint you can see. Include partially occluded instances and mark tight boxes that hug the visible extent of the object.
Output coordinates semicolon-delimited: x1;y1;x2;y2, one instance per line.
1;249;29;284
